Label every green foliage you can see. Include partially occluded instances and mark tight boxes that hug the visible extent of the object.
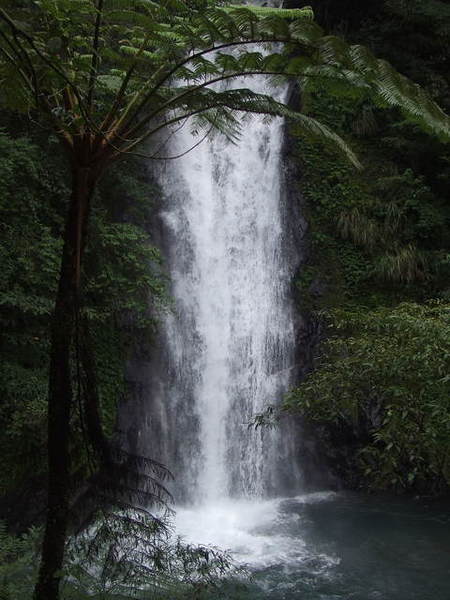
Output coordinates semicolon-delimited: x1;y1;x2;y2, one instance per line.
285;302;450;493
63;511;243;600
0;128;164;501
0;0;448;164
287;0;450;495
0;130;63;493
0;515;243;600
290;91;450;309
0;522;40;600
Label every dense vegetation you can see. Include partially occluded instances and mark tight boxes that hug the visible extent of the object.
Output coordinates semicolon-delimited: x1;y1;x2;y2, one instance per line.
286;303;450;492
0;117;243;600
0;121;165;509
286;0;450;494
0;121;171;596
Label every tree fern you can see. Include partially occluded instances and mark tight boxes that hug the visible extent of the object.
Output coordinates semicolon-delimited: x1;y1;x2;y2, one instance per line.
1;0;448;162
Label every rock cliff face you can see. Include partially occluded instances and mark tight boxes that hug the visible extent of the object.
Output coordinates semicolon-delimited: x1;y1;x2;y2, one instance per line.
282;98;341;492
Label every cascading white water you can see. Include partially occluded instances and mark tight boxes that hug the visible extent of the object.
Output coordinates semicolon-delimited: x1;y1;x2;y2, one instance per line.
155;72;301;504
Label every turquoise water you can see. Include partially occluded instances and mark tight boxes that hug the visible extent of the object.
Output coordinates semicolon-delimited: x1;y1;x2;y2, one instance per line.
176;492;450;599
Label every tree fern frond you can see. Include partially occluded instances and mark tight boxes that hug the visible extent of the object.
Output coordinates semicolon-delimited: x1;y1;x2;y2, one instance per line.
288;18;323;44
291;112;361;168
227;5;315;22
310;37;450;141
167;86;361;166
191;107;243;143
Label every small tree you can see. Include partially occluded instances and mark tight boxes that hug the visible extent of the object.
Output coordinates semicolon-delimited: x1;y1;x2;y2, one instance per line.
0;1;449;599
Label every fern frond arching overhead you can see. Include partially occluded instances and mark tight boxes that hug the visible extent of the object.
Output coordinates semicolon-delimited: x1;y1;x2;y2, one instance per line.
0;0;449;166
301;36;450;142
226;5;315;22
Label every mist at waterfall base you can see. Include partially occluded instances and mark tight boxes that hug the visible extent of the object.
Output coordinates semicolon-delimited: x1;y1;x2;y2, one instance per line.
175;493;450;599
131;65;450;597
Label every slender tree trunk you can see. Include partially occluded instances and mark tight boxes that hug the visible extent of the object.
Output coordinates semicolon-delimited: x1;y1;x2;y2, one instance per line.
79;316;113;468
34;166;96;600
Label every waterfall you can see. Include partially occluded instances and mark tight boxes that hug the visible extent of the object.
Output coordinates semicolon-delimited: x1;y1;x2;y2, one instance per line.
150;73;302;504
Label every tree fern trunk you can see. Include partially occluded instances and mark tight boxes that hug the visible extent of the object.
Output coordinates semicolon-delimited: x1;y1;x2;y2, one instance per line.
34;166;96;600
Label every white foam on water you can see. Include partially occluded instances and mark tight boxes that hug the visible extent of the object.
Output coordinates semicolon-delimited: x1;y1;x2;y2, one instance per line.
174;494;340;570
